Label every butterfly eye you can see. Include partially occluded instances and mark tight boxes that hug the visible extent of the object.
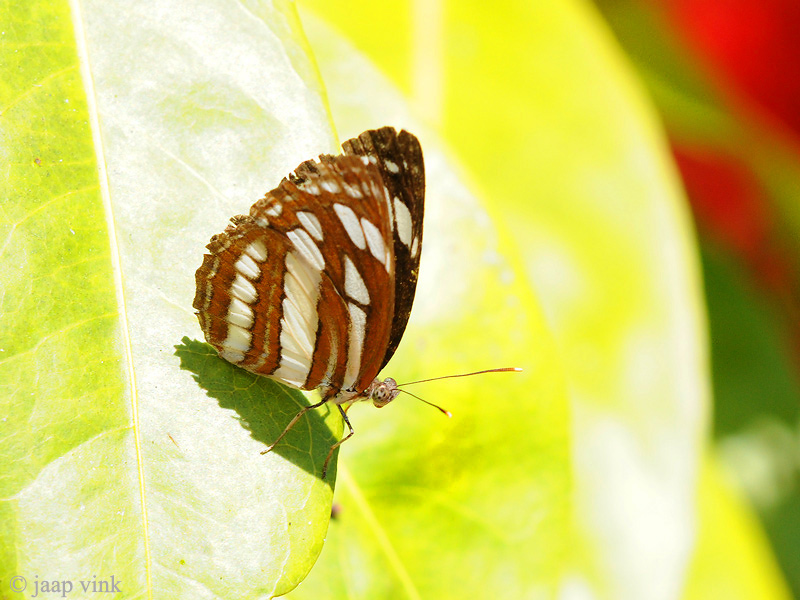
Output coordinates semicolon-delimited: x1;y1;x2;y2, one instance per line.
372;384;392;408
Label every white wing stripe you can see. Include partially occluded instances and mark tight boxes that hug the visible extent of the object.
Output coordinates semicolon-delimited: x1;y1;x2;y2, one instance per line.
230;274;257;304
286;251;318;301
235;253;260;280
393;197;413;246
342;303;366;390
360;218;387;265
334;203;367;249
288;228;325;270
282;297;314;356
227;297;254;329
343;255;370;305
265;203;282;217
223;324;252;352
272;250;323;387
297;211;324;241
284;270;316;331
245;240;268;262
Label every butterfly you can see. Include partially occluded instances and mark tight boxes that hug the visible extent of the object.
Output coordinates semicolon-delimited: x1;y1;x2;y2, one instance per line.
193;127;426;477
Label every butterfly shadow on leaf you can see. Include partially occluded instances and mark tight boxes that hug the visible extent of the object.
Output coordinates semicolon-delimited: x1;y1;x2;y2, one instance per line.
174;336;340;482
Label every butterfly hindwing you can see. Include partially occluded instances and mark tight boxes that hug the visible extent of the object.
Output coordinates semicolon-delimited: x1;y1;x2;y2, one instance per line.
193;215;289;376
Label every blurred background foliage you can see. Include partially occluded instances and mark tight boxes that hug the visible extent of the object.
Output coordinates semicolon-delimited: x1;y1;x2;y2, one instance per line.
297;0;800;597
593;0;800;595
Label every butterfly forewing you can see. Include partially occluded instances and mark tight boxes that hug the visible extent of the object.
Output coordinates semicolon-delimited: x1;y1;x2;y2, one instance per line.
250;155;396;396
340;127;425;371
193;133;412;400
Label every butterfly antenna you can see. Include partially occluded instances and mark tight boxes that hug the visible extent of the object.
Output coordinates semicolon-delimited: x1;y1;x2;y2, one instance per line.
397;388;452;418
397;367;522;387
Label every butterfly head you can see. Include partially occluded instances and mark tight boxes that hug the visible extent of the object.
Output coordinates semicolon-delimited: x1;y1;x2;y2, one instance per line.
367;377;401;408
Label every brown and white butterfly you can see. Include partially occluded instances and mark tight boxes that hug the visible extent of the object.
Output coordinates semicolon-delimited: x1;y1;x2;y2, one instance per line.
194;126;517;477
193;127;425;475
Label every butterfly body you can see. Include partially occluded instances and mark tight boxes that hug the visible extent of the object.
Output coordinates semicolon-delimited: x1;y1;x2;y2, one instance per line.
193;127;423;471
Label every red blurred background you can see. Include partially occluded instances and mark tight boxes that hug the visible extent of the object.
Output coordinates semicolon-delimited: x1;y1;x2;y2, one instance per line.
596;0;800;594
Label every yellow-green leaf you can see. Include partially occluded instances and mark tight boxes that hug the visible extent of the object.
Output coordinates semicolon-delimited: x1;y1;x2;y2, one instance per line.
286;9;572;600
2;0;341;596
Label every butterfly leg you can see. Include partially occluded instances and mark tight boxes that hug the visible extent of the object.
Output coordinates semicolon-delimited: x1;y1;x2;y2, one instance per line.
321;404;355;479
261;397;330;455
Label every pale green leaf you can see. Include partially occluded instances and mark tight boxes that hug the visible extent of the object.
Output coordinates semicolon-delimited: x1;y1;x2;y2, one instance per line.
2;0;341;597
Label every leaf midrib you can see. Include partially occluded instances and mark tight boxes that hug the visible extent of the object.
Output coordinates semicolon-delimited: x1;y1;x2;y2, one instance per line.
68;0;154;596
339;465;421;600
